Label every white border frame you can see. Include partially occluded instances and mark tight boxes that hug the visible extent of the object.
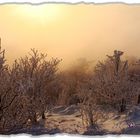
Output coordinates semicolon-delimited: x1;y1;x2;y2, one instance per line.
0;0;140;4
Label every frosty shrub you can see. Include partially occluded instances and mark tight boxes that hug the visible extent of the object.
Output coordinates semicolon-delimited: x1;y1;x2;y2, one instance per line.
11;48;61;124
0;39;61;132
78;50;140;129
0;44;29;133
128;59;140;104
93;50;139;112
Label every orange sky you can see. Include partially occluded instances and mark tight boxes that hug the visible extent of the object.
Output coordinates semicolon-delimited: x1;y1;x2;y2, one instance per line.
0;4;140;69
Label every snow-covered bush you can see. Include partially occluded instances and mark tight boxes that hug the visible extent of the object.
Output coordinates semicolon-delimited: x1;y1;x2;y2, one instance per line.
0;39;61;132
93;50;139;112
11;48;61;124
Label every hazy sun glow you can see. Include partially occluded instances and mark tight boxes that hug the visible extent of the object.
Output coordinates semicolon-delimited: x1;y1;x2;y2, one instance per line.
15;5;62;24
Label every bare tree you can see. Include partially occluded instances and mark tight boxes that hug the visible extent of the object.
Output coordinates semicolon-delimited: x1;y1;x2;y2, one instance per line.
93;50;139;112
128;59;140;104
76;50;140;130
10;49;61;124
0;37;61;132
0;39;29;133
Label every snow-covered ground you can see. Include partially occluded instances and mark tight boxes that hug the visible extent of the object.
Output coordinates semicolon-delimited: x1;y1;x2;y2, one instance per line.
5;105;140;135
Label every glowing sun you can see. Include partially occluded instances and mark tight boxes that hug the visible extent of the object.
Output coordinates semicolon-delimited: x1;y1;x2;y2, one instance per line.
16;4;62;24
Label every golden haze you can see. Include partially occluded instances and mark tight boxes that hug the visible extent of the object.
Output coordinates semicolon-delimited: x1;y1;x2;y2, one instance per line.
0;4;140;69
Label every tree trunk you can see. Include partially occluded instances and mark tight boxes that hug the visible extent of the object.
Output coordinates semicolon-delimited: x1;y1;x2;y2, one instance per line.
120;99;126;112
88;107;94;126
137;95;140;104
31;113;38;125
42;112;45;119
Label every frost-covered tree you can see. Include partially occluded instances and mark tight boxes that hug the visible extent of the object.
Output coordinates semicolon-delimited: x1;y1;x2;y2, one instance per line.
11;48;61;124
93;50;139;112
